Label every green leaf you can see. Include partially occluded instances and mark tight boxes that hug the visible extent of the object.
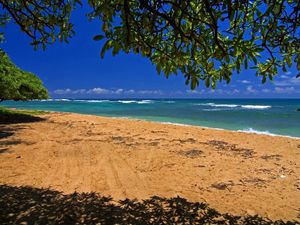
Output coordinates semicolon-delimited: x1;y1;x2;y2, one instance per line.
208;61;214;69
244;57;248;69
93;35;105;41
191;79;196;90
268;74;273;81
2;0;299;92
286;57;292;67
112;44;121;56
100;40;112;58
0;49;48;101
102;22;108;32
282;64;287;72
251;56;258;64
185;78;190;85
205;77;210;87
156;63;162;74
236;60;241;72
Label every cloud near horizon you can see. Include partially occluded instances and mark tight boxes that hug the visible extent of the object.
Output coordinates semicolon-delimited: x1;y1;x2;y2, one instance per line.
52;79;300;97
53;88;164;96
274;77;300;87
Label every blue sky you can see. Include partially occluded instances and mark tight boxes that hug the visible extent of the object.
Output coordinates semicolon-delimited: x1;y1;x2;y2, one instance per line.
1;7;299;99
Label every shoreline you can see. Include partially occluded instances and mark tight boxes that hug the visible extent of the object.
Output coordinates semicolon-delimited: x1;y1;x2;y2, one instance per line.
113;115;300;140
1;111;300;221
3;97;300;139
45;110;300;140
6;106;300;139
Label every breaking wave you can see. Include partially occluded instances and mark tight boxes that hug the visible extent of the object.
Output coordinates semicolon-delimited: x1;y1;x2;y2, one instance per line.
137;100;154;104
196;103;271;109
74;100;111;103
195;103;239;108
241;105;271;109
117;100;137;104
117;100;154;104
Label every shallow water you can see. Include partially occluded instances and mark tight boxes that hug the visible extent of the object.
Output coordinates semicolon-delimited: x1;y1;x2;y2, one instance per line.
2;99;300;138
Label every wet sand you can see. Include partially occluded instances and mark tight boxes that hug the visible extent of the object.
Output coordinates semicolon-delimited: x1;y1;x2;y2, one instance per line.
0;112;299;221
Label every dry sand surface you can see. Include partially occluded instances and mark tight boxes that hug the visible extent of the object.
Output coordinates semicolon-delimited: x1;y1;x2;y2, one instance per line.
0;112;300;221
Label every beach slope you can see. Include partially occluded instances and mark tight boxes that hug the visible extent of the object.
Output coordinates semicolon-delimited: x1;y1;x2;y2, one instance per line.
0;112;299;221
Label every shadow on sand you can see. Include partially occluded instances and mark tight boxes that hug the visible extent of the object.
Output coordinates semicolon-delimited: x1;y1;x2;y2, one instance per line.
0;127;23;154
0;112;45;125
0;110;46;153
0;185;297;224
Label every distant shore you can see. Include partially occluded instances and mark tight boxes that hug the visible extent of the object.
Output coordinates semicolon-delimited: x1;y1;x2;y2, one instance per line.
0;111;300;222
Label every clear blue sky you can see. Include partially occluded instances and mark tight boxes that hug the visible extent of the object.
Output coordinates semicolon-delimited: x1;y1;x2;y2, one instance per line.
1;7;299;99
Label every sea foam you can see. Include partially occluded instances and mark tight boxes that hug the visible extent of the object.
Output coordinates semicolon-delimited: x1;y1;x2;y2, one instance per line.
74;100;110;103
202;108;230;111
238;128;273;135
86;100;110;103
137;100;154;104
196;103;271;109
117;100;154;104
241;105;271;109
196;103;239;108
50;99;70;101
117;100;137;104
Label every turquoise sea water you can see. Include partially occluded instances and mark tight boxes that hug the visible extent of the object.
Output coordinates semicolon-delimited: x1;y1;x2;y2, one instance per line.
2;99;300;138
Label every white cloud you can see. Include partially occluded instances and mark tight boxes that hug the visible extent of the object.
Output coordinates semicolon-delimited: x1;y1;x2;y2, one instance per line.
274;87;298;94
216;89;240;95
53;88;83;95
53;89;69;95
246;85;257;93
53;87;164;96
87;88;110;94
232;89;240;94
186;88;240;96
137;90;163;95
186;89;205;95
279;75;289;79
262;88;271;93
114;89;124;94
173;90;184;95
238;80;251;84
213;89;224;94
275;77;300;87
124;89;135;94
260;87;299;94
73;89;86;94
52;84;299;97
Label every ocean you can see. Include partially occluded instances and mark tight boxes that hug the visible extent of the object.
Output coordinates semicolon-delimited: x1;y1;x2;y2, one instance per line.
2;99;300;138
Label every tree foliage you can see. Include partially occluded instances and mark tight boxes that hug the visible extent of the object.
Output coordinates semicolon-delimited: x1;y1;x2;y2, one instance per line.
0;49;48;101
0;0;299;89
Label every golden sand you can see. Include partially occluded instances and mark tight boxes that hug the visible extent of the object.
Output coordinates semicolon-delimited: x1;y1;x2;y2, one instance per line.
0;112;299;221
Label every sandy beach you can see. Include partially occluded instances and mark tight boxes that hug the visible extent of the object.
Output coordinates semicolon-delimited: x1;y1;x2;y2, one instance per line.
0;112;299;222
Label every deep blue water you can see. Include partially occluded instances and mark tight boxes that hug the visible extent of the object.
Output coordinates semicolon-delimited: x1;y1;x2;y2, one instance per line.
2;99;300;138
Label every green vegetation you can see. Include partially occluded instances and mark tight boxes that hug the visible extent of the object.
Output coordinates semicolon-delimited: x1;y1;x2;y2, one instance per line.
0;106;47;116
0;1;299;89
0;106;47;124
0;49;48;102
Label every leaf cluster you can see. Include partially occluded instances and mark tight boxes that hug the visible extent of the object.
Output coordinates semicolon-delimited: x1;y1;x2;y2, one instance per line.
1;0;299;89
90;0;300;89
0;0;81;49
0;49;48;101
